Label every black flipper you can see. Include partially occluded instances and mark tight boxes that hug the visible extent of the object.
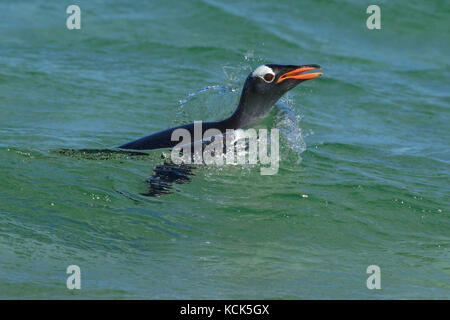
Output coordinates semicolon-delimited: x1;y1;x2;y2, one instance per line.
118;121;232;151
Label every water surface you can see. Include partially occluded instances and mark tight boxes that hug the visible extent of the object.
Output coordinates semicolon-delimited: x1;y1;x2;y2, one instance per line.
0;0;449;299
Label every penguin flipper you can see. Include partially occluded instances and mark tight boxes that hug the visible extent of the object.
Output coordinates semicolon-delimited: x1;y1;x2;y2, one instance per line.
118;121;226;151
118;126;181;150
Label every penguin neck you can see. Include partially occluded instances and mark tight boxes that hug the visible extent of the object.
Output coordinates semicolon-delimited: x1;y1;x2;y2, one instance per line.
223;88;275;129
225;102;252;129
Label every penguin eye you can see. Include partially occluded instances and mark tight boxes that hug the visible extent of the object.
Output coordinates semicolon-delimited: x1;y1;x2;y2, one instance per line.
263;73;275;82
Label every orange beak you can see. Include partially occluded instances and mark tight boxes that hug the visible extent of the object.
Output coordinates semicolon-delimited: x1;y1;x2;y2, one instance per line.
277;66;323;83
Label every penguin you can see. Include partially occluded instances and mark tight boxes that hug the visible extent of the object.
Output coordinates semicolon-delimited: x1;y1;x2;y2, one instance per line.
118;64;322;150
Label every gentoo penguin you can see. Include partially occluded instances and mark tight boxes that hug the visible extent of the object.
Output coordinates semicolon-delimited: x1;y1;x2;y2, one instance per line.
119;64;322;150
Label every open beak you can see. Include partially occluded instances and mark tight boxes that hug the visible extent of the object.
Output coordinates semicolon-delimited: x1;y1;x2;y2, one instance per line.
277;65;323;83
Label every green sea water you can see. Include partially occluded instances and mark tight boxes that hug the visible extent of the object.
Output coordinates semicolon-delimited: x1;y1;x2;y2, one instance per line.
0;0;449;299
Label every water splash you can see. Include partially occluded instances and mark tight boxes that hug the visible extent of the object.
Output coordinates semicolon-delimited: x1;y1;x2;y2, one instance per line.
169;53;264;127
274;95;309;160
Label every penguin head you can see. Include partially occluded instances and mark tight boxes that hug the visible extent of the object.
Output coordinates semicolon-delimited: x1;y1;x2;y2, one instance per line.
247;64;323;97
231;64;323;126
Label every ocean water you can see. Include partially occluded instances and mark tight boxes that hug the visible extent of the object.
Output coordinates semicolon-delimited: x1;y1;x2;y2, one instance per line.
0;0;449;299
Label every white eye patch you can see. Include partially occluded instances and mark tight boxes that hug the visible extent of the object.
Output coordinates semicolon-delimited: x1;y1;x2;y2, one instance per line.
252;65;275;83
